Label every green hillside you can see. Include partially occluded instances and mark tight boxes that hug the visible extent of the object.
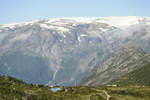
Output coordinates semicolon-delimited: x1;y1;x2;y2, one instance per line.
79;46;150;86
0;75;106;100
1;75;150;100
111;64;150;86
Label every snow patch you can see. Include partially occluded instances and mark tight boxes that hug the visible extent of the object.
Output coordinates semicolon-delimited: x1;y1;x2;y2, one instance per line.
89;31;103;39
1;24;16;29
72;23;77;26
40;23;51;29
0;20;38;30
96;16;141;29
56;27;69;32
78;34;88;42
78;36;81;42
147;22;150;25
47;17;97;24
99;28;107;32
80;34;87;37
59;39;63;42
40;24;69;32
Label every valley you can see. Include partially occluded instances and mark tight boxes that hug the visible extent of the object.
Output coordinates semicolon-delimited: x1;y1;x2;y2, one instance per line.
0;16;150;86
1;16;150;99
1;75;150;100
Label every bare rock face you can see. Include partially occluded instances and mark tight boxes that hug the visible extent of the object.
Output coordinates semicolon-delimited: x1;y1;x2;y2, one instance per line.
79;46;150;86
0;16;150;85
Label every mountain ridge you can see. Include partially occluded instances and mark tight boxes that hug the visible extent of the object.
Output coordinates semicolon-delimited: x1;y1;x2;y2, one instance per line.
0;16;150;85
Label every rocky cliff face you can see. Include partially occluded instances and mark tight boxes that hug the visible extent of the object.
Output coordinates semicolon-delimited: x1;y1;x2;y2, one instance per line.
0;16;150;85
79;47;150;86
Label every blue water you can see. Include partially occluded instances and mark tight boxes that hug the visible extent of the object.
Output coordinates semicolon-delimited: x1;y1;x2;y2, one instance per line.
50;88;61;92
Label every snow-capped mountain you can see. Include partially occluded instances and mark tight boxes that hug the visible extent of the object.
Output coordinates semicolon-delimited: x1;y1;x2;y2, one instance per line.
0;16;150;85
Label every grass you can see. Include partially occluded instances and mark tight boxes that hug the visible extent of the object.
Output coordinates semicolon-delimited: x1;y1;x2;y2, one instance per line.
111;64;150;86
1;75;150;100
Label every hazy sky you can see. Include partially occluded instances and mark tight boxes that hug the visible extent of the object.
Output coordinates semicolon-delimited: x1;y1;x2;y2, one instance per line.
0;0;150;24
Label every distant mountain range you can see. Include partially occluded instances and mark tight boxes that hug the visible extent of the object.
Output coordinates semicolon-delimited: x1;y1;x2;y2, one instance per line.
0;16;150;86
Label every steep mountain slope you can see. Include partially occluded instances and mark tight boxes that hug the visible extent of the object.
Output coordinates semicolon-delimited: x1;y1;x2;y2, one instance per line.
0;50;52;84
0;16;150;85
79;47;150;86
111;63;150;86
